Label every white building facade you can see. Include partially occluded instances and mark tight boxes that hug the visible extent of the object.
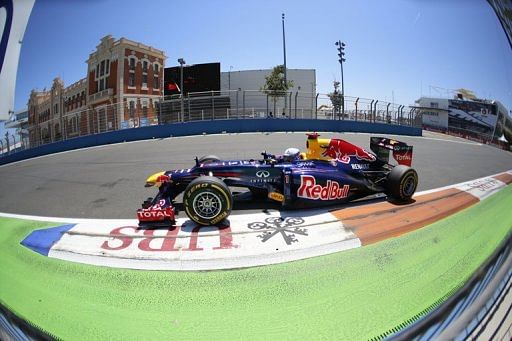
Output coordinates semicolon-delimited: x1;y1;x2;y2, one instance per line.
220;69;316;118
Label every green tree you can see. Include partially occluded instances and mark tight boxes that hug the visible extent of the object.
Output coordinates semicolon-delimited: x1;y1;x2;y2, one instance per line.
261;65;294;116
327;81;343;116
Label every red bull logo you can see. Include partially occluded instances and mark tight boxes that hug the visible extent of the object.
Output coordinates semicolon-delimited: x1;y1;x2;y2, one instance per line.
322;139;376;163
297;175;350;200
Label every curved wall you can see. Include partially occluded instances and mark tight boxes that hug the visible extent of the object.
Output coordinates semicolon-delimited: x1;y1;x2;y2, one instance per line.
0;119;421;165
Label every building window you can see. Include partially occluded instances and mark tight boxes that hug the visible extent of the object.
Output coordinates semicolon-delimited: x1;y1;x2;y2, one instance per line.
142;99;148;117
94;59;111;94
153;64;159;73
129;58;136;70
128;73;135;87
154;76;159;89
54;104;58;114
430;102;439;109
129;100;135;118
142;74;147;88
143;61;148;72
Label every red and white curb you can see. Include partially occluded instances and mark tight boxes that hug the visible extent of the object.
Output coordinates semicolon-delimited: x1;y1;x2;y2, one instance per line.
2;170;511;271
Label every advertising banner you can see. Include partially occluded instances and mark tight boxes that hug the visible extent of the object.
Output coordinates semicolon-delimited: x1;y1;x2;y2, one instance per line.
139;118;149;127
164;62;220;97
448;99;498;136
422;110;449;129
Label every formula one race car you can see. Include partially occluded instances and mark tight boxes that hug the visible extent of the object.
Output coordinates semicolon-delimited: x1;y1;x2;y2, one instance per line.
137;133;418;226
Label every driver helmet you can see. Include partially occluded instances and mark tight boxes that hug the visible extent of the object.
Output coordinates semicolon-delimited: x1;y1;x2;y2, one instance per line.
283;147;300;162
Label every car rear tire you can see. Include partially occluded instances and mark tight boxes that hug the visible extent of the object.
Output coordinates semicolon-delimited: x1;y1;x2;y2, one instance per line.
198;155;220;164
386;165;418;202
183;176;233;225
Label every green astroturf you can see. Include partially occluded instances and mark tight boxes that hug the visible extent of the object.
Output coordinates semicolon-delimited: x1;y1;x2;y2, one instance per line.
0;186;511;340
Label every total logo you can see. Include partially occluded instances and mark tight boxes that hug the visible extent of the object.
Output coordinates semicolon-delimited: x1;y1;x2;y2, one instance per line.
297;175;350;200
137;207;174;221
137;210;173;219
394;153;412;161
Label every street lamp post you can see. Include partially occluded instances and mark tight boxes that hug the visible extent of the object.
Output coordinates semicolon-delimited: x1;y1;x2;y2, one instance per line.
282;13;287;112
228;65;233;91
335;40;346;116
178;58;186;122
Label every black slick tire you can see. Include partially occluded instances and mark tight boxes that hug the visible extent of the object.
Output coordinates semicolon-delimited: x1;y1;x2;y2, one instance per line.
385;165;418;202
183;176;233;225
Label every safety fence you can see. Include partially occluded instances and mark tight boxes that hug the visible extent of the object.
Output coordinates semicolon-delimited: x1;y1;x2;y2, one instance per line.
158;91;420;125
0;90;422;155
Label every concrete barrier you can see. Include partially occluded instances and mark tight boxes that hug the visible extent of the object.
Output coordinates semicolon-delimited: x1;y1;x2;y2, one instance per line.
0;119;421;166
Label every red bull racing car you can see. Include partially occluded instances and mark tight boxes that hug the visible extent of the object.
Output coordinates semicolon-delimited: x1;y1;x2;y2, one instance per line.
137;133;418;226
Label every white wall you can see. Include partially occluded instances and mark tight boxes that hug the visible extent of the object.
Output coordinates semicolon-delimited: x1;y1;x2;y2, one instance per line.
220;69;316;118
416;97;450;129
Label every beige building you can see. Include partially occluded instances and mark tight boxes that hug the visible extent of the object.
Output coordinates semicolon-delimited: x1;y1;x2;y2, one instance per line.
28;35;166;146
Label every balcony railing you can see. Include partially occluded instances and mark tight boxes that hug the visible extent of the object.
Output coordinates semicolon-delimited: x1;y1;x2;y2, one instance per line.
88;88;113;103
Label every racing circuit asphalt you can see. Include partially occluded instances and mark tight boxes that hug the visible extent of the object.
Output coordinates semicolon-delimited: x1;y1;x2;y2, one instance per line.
0;131;512;219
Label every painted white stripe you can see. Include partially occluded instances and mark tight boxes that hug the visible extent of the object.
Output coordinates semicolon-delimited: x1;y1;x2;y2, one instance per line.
46;209;360;270
454;178;506;201
48;238;361;271
416;170;511;197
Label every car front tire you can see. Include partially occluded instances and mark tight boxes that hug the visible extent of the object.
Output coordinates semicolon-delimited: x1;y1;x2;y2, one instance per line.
183;176;233;225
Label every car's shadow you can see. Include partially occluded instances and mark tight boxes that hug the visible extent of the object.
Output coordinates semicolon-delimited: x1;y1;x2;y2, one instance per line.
171;191;415;222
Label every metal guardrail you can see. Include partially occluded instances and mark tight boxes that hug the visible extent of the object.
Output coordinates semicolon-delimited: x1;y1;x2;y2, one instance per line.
388;231;512;340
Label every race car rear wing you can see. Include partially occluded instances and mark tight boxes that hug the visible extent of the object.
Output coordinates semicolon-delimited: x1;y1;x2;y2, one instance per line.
370;137;413;166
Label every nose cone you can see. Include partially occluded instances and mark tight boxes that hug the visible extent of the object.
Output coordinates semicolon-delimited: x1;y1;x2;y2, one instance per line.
145;171;165;187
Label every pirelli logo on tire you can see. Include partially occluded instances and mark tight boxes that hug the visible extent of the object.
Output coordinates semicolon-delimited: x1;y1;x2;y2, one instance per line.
210;211;229;225
183;177;233;226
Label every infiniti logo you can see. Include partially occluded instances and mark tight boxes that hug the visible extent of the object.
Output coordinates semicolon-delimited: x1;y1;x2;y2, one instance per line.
256;170;270;178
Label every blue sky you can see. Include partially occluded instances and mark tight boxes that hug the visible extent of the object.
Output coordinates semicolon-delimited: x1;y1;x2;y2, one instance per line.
3;0;512;136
